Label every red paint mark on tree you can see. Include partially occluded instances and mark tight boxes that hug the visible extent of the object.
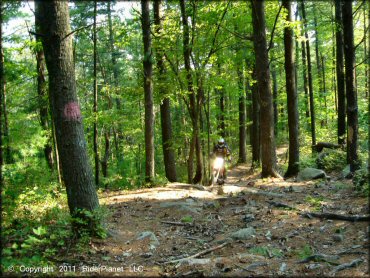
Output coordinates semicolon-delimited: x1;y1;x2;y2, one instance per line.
64;101;81;121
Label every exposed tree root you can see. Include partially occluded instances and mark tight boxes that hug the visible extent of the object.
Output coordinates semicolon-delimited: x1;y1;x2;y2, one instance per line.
300;212;370;222
329;259;364;275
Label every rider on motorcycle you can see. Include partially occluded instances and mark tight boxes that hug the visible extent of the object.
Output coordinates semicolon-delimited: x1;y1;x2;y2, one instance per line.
212;138;231;179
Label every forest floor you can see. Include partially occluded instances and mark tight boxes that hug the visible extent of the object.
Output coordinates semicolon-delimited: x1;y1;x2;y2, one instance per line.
61;163;369;277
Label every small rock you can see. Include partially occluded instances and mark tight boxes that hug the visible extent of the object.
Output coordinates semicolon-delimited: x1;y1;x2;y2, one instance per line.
265;230;272;240
243;214;255;223
230;227;255;240
136;231;160;248
306;263;322;270
140;252;153;258
279;262;287;272
332;234;344;242
122;252;132;257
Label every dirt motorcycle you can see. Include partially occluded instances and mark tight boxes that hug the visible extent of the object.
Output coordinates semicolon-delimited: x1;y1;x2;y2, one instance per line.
211;156;226;185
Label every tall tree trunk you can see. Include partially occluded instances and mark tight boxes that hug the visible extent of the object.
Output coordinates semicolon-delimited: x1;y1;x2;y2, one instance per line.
251;0;279;178
301;0;316;148
101;130;110;178
237;66;246;163
271;64;278;137
283;0;299;178
321;54;328;125
154;0;177;182
368;0;370;180
250;66;260;165
107;2;121;164
141;0;155;183
180;0;203;184
335;0;346;145
342;1;359;172
93;0;99;186
35;5;54;169
331;4;338;113
216;63;226;138
107;2;120;109
36;1;99;217
2;73;10;163
364;1;368;99
301;32;310;122
0;2;4;186
313;5;323;111
246;75;252;144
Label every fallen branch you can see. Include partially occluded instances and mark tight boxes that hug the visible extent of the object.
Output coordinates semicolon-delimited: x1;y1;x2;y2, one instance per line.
329;259;364;275
298;253;340;265
266;200;296;210
299;212;370;222
161;221;192;226
164;241;231;264
235;262;268;272
313;142;342;153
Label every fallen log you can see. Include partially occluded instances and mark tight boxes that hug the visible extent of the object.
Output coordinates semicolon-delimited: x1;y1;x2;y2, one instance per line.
313;142;342;153
266;200;296;210
300;212;370;222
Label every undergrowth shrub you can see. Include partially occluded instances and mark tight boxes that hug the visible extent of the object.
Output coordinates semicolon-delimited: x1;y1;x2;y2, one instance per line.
316;149;347;172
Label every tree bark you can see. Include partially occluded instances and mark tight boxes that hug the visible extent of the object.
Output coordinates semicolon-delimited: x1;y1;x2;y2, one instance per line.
321;54;327;125
251;0;279;178
271;64;278;137
283;0;300;178
2;70;10;163
300;28;310;122
154;0;177;182
335;0;346;145
342;1;359;172
36;1;99;216
141;0;155;183
301;0;316;148
250;66;260;165
245;60;252;143
93;0;99;186
313;4;323;110
0;2;4;186
35;4;54;169
107;2;120;109
237;66;246;163
101;130;110;178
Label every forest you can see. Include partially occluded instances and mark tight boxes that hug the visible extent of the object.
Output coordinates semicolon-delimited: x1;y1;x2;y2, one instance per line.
1;0;369;276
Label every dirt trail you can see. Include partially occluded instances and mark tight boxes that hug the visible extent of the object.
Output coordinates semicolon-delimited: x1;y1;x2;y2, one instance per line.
62;164;369;277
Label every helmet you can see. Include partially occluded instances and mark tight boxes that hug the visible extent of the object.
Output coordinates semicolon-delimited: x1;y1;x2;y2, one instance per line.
218;138;225;145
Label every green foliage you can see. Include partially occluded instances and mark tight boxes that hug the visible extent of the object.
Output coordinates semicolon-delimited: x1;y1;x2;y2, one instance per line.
249;246;283;258
71;207;109;239
181;215;193;223
353;165;370;196
317;149;347;172
304;195;325;211
296;244;314;260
